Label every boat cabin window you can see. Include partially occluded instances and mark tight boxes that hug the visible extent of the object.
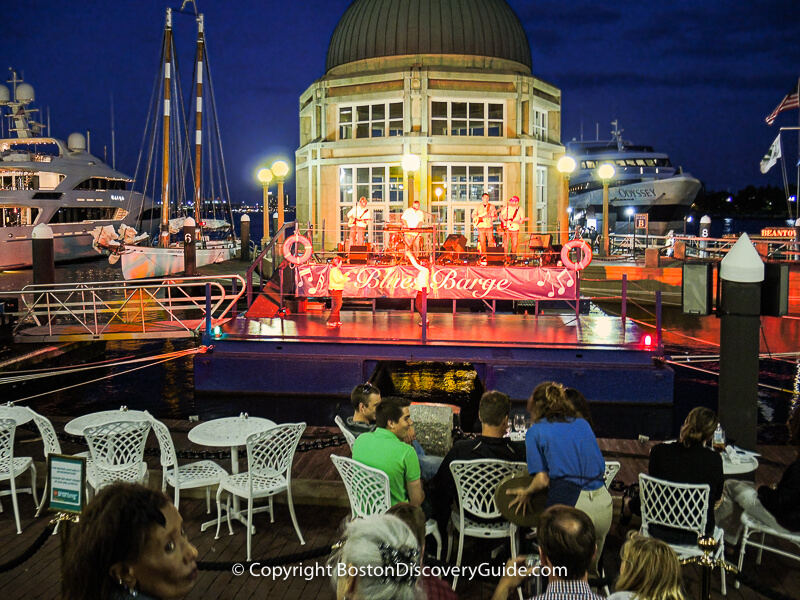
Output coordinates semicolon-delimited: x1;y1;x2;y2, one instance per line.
74;177;128;191
48;206;120;224
1;206;39;227
2;141;61;159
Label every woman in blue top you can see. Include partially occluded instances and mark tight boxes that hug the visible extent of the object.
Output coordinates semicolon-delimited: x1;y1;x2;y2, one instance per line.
508;381;613;576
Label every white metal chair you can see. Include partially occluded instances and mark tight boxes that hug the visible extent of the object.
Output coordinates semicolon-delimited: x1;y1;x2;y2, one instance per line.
334;415;356;448
735;512;800;588
639;473;727;595
215;422;306;561
146;412;228;512
603;460;621;489
448;459;528;590
330;454;443;559
0;418;38;534
84;420;151;498
23;407;62;517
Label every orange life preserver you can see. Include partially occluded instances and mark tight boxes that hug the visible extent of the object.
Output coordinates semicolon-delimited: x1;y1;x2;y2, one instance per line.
560;239;593;270
283;234;313;265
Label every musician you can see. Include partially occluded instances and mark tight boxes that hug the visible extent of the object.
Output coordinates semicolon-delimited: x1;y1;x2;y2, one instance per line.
401;200;425;254
347;196;371;247
499;195;529;260
472;193;497;254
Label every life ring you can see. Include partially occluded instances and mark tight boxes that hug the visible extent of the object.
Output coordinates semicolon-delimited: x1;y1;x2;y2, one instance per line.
560;239;593;270
283;234;313;265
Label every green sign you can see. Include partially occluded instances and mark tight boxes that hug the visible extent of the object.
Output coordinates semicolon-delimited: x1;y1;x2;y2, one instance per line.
47;454;86;514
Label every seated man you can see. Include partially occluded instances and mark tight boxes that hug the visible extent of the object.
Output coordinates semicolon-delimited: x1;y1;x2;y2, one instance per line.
716;410;800;543
352;397;425;511
493;505;602;600
431;390;526;536
343;382;382;437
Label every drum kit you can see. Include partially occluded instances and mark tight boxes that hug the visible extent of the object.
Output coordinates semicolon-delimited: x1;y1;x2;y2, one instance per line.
382;223;435;263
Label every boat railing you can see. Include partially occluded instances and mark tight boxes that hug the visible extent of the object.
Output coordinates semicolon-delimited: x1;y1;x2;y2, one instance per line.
10;274;245;342
244;221;306;307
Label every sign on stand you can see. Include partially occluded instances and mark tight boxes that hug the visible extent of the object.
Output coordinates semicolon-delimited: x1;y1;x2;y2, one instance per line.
47;454;86;514
634;214;648;230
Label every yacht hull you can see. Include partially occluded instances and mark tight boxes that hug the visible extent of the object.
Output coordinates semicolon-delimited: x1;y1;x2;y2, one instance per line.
120;243;240;280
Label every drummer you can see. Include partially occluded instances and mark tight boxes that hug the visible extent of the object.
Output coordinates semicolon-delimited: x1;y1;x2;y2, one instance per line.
401;200;425;255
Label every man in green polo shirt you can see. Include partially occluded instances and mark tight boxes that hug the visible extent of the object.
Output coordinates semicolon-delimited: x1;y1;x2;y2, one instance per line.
352;397;425;508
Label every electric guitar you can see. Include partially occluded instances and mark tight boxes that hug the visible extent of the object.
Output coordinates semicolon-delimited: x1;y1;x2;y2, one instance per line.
348;208;369;228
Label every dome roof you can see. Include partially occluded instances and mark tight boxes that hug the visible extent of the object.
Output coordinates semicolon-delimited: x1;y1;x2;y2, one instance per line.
326;0;532;73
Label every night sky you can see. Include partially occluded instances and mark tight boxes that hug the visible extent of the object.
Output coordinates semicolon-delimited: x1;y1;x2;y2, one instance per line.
3;0;799;205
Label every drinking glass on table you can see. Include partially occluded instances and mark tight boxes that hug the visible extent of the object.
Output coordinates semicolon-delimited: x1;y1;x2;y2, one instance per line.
513;413;528;435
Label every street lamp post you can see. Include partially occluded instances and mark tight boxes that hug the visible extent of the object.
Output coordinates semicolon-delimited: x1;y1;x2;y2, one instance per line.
257;167;273;249
271;160;290;240
598;163;616;256
556;156;576;245
402;153;421;207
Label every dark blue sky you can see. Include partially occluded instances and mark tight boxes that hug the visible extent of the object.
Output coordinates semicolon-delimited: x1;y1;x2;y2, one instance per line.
4;0;799;205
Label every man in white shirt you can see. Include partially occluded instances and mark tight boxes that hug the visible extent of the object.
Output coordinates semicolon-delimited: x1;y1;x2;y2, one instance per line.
401;200;425;254
473;193;497;255
499;196;529;261
347;196;371;248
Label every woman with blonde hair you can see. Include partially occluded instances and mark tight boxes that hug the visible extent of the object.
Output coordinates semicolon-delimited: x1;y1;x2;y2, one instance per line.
609;533;685;600
507;381;612;576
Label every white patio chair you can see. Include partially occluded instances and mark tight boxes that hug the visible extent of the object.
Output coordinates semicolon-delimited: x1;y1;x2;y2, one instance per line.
334;415;356;448
330;454;443;559
84;420;151;498
146;412;228;512
735;511;800;588
448;459;528;590
639;473;727;595
603;460;621;489
22;407;62;517
215;422;306;561
0;418;38;534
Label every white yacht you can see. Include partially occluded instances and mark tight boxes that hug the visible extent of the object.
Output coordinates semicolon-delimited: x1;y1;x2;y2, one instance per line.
567;121;701;235
0;71;150;271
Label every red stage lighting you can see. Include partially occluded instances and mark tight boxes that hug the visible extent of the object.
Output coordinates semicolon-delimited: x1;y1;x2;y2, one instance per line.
642;334;653;348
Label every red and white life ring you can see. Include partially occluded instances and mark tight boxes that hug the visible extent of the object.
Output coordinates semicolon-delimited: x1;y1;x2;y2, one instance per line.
283;234;313;265
560;239;593;270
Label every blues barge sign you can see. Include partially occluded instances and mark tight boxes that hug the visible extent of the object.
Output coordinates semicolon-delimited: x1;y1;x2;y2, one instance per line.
296;265;578;301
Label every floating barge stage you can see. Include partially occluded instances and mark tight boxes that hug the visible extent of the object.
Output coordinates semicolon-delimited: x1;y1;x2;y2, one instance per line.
195;309;675;437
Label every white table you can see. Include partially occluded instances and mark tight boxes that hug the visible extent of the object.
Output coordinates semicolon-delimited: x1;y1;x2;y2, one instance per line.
0;404;34;426
188;415;276;531
64;408;149;436
722;446;759;476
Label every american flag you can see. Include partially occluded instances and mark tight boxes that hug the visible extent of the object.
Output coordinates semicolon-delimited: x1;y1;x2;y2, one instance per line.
766;81;800;125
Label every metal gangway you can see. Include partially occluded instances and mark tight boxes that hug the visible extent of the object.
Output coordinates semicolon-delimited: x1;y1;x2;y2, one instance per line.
9;275;245;343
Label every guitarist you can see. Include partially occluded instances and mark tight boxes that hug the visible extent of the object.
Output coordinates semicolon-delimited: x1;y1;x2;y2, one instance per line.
499;195;529;261
347;196;371;248
472;193;497;255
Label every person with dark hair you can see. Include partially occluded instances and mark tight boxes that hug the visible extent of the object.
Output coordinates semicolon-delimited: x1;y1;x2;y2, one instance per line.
353;397;425;509
344;382;382;437
62;482;198;600
507;382;611;577
716;410;800;543
564;387;594;430
387;502;458;600
492;505;602;600
431;390;525;537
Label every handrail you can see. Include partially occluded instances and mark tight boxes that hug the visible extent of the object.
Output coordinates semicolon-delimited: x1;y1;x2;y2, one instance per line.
11;275;245;341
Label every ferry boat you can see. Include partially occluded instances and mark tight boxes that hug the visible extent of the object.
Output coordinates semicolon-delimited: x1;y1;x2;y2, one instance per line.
567;121;701;235
0;71;150;271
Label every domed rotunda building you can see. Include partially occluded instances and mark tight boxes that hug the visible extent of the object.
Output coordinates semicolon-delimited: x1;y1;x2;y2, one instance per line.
296;0;563;251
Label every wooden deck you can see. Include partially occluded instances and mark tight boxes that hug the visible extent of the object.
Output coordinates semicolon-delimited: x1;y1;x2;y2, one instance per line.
1;422;798;599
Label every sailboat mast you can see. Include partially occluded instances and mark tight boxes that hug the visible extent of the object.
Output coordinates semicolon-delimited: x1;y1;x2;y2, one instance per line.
159;8;173;248
193;13;205;240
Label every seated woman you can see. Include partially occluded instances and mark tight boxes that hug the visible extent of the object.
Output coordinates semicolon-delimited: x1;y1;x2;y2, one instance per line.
330;513;423;600
716;410;800;543
62;482;199;600
608;533;685;600
624;407;724;543
507;381;612;576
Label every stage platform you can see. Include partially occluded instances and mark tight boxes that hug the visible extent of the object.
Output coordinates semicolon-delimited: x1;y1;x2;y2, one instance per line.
194;310;675;437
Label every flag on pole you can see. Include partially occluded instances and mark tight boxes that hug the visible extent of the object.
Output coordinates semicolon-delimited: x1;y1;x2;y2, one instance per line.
760;134;782;173
766;81;800;125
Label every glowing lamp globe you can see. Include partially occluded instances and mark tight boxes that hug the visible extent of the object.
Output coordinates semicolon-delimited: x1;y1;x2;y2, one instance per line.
271;160;290;179
556;156;576;175
257;168;274;185
401;153;421;172
598;163;615;180
434;187;443;199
